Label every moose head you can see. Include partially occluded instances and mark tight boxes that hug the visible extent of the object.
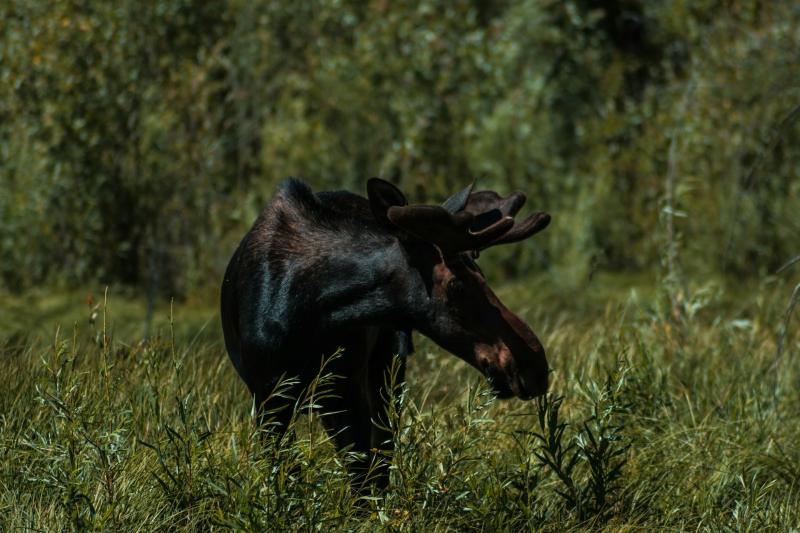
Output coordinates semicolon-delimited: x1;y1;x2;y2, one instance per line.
367;178;551;400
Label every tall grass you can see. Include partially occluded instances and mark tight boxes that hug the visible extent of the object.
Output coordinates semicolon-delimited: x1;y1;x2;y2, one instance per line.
1;275;799;531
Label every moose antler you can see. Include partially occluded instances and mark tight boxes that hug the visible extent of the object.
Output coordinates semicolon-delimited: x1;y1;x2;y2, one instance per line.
387;204;514;254
462;190;550;249
376;180;551;254
485;211;550;247
462;190;527;218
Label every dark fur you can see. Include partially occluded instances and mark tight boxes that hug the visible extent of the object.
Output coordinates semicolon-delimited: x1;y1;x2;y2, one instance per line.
221;177;549;490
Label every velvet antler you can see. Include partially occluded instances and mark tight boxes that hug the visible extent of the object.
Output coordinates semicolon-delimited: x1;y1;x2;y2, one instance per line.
461;190;550;249
371;178;551;253
387;204;514;254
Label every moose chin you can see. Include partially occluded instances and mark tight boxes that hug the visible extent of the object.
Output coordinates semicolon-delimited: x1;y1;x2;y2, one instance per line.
220;177;551;490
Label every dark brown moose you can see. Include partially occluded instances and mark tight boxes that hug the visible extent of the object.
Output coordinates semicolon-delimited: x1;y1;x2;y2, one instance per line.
220;178;551;489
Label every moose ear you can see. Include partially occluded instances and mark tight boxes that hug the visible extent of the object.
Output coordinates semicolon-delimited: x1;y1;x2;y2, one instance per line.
367;178;407;228
441;182;475;214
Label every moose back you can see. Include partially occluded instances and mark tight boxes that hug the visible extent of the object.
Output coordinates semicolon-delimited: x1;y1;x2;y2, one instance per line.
220;178;551;488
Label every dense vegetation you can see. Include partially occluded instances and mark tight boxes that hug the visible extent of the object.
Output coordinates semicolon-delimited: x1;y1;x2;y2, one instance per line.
2;275;799;530
2;1;799;294
1;0;799;530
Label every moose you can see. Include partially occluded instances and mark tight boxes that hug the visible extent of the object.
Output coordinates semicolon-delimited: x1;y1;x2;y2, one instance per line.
220;177;551;489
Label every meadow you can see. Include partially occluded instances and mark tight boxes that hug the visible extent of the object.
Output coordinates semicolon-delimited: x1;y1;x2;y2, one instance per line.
2;269;799;531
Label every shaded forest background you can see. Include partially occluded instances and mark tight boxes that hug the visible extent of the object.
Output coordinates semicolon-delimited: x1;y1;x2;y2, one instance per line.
2;0;799;301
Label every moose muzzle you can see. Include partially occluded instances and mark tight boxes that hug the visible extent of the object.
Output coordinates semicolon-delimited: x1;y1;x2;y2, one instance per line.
475;302;549;400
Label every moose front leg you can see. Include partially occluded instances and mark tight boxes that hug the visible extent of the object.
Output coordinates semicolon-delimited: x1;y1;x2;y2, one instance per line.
320;329;409;492
333;329;410;491
363;329;409;490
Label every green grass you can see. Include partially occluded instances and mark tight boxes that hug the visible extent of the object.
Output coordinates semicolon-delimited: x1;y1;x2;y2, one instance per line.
1;273;799;531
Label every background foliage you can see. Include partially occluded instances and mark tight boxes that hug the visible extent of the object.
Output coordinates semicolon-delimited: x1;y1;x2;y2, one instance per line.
2;1;800;530
2;0;798;297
